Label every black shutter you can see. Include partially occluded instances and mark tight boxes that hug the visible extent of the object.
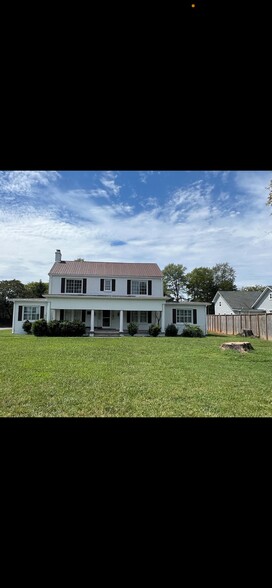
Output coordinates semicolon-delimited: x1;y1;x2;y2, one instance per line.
127;311;131;323
61;278;65;293
148;280;152;295
148;311;152;323
193;309;197;324
172;309;176;324
127;280;131;294
112;279;116;292
60;309;64;321
100;279;104;291
82;310;86;322
18;305;22;321
40;306;45;319
83;279;87;293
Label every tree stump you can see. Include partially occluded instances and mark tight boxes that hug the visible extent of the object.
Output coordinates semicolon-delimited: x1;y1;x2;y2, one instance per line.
241;329;254;337
220;342;254;352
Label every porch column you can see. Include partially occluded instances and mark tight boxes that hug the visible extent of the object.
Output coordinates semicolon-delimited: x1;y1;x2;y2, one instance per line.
12;301;16;333
119;310;124;333
161;304;165;334
90;309;95;334
46;302;51;323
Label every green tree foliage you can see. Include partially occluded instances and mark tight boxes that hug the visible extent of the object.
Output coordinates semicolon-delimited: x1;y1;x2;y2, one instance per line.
266;180;272;207
24;280;48;297
162;263;187;301
241;285;265;292
212;262;236;291
186;267;215;302
0;279;26;322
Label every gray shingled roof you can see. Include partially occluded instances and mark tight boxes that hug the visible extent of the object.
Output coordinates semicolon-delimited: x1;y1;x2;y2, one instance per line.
218;290;263;310
49;261;162;278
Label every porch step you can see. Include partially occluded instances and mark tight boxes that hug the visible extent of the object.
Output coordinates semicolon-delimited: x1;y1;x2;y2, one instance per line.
94;329;120;337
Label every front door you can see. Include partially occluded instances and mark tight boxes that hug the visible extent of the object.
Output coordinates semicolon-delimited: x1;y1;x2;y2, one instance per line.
103;310;111;327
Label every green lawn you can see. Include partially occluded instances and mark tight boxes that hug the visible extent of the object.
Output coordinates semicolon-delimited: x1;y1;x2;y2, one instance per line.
1;329;272;417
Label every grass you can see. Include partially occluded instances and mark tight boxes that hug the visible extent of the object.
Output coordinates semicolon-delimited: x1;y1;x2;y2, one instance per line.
1;329;272;417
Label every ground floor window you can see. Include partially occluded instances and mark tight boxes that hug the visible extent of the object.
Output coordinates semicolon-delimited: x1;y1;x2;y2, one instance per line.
176;309;192;323
23;306;40;320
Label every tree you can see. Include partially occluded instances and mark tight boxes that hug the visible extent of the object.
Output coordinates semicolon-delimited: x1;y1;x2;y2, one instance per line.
212;262;237;291
24;280;48;297
266;180;272;207
241;285;265;292
0;280;26;324
74;258;84;261
162;263;187;301
186;267;215;302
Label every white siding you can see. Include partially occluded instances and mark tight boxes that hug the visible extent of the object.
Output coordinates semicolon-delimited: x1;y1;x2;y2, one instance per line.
214;295;235;315
255;291;272;313
49;275;163;297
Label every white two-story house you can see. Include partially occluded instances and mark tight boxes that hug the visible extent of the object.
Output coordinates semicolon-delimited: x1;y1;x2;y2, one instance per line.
12;250;209;335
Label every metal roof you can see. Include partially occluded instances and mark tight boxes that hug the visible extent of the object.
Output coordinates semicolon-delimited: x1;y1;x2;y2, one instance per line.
49;261;162;278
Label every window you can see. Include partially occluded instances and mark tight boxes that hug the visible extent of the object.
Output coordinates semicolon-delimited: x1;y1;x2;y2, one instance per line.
23;306;40;320
269;293;272;300
219;302;221;306
140;311;148;322
132;280;147;295
176;309;192;323
131;311;138;322
104;279;111;291
66;279;82;293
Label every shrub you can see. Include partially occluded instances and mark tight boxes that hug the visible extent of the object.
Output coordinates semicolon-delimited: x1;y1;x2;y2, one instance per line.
47;320;62;337
148;324;161;337
182;324;204;337
59;320;86;337
128;322;138;336
22;320;32;334
165;323;178;337
32;319;48;336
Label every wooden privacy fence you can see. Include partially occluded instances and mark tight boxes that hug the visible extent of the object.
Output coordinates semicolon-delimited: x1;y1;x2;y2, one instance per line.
207;314;272;341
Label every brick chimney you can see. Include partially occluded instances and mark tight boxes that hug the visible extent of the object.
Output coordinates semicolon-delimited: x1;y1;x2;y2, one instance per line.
55;249;62;262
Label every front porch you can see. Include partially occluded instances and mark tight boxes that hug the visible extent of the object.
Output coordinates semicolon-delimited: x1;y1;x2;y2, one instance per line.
53;308;165;335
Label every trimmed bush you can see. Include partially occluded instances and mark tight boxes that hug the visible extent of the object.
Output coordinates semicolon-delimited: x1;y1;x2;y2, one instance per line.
182;324;204;337
22;320;32;334
165;323;178;337
32;319;48;336
47;320;62;337
148;324;161;337
59;320;86;337
128;322;138;336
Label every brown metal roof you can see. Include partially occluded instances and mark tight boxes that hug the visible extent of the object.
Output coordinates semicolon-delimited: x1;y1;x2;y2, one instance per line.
49;261;163;278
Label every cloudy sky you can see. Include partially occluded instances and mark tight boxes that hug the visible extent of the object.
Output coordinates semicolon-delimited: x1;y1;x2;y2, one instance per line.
0;170;271;288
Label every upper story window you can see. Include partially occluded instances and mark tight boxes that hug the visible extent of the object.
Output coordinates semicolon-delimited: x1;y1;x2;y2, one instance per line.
127;279;152;295
219;302;221;306
177;309;192;323
100;279;116;292
61;278;87;294
269;293;272;300
66;279;82;293
132;280;147;295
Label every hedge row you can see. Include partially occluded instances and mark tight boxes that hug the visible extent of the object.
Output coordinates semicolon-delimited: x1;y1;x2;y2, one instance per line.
23;319;86;337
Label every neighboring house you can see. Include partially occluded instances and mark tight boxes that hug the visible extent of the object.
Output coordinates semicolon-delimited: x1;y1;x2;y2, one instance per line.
12;250;210;335
213;288;272;315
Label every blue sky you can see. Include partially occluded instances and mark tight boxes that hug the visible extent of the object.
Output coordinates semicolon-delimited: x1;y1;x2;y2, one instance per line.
0;170;271;288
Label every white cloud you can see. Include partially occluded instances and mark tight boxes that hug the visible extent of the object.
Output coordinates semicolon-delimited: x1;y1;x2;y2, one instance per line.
1;171;272;288
99;171;121;196
0;171;59;196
